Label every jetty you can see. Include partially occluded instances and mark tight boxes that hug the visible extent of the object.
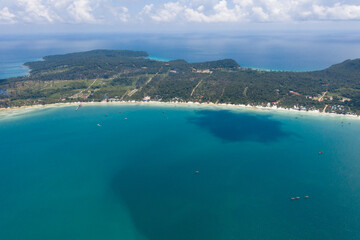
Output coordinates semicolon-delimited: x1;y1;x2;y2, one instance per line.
75;104;82;111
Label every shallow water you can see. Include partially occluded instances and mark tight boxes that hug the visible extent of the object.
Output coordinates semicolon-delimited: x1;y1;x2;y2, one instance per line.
0;105;359;240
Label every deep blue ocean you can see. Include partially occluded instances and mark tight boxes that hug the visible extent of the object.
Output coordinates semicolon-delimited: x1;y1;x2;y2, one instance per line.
1;32;360;240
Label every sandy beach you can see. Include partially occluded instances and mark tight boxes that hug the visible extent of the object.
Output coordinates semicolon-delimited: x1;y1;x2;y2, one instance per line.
0;100;359;121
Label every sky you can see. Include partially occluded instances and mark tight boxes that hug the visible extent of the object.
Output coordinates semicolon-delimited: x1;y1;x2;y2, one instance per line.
1;0;360;33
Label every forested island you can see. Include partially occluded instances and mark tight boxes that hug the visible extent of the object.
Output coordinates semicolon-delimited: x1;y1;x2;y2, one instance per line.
1;49;360;115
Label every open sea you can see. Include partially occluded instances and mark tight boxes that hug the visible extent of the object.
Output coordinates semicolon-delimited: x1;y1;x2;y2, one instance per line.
1;32;360;239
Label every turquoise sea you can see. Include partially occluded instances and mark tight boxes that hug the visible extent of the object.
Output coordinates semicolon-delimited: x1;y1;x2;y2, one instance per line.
0;104;360;240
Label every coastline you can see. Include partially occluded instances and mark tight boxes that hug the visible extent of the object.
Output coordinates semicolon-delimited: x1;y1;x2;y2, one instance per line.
0;100;359;121
2;51;359;120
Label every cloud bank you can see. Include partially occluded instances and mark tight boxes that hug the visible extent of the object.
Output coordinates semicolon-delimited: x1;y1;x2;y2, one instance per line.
1;0;360;24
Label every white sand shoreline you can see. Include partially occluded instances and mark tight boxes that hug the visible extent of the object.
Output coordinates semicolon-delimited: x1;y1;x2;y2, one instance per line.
0;100;359;120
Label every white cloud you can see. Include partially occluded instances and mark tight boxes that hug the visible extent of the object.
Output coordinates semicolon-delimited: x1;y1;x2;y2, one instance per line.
139;4;154;21
141;0;360;23
0;0;360;25
139;0;291;23
151;0;247;23
209;0;240;22
67;0;96;23
0;7;16;24
313;3;360;20
141;4;154;15
17;0;55;23
110;6;130;22
252;7;269;21
233;0;253;8
150;2;183;22
184;8;208;22
49;0;72;9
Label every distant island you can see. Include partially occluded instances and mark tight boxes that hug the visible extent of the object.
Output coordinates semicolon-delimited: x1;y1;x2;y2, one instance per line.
0;49;360;115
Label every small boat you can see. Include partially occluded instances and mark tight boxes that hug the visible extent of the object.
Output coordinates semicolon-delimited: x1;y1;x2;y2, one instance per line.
296;197;300;200
124;118;128;120
304;196;309;199
97;124;102;127
290;197;295;200
195;170;199;174
318;151;323;155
